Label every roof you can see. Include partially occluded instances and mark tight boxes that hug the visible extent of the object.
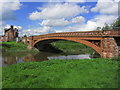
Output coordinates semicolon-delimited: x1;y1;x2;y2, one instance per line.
5;27;18;32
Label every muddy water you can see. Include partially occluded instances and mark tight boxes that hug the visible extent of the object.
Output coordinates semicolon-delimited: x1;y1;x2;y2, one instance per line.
1;52;91;67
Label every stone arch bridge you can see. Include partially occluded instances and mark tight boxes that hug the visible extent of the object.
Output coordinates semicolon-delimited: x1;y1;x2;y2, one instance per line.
23;29;120;58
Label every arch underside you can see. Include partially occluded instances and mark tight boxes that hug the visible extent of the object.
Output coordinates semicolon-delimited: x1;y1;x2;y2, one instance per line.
33;37;102;55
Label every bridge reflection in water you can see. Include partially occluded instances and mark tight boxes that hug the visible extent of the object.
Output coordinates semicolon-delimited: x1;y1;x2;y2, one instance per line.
2;52;91;66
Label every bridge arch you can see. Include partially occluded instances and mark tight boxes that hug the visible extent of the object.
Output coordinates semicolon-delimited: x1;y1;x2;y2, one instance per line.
33;37;102;56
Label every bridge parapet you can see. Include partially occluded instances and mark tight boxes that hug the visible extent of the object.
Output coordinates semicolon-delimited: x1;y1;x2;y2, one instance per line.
103;29;120;36
27;29;120;40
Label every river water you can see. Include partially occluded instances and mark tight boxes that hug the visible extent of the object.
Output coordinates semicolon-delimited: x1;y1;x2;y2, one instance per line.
1;51;91;67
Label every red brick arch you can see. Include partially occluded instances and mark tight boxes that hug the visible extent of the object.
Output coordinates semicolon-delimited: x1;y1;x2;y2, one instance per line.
25;30;120;58
33;37;102;55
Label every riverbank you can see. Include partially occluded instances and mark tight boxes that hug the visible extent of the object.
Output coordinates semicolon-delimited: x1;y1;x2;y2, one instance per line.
0;41;38;53
1;40;97;55
51;40;97;55
2;58;119;88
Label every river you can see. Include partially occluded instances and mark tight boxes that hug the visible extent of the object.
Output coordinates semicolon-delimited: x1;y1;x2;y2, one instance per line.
1;51;91;67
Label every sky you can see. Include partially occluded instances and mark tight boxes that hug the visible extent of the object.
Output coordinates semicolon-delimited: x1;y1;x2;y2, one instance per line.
0;0;119;37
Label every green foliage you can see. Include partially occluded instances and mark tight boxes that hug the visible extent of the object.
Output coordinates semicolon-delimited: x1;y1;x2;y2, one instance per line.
96;27;101;30
23;35;27;37
101;17;120;30
51;40;95;55
111;17;120;27
102;23;111;30
2;58;119;88
0;67;2;89
2;41;27;48
1;41;38;53
111;57;120;61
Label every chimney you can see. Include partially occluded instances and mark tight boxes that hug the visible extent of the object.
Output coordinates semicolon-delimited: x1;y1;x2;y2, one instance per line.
10;25;14;29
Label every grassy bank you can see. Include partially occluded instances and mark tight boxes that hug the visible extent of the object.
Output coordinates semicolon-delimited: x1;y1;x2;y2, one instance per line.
1;40;96;55
1;41;38;53
2;58;119;88
51;40;95;55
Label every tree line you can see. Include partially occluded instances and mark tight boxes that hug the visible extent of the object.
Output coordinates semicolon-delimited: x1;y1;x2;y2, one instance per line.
96;17;120;30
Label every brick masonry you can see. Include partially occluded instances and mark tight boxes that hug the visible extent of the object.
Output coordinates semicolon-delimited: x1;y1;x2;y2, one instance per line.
102;37;119;58
0;26;18;42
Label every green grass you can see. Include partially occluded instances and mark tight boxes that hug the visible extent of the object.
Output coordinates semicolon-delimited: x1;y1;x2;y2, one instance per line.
2;58;119;88
1;40;95;54
1;41;38;53
51;40;95;55
0;67;2;89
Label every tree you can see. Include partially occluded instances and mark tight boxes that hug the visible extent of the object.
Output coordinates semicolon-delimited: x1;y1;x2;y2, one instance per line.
96;27;101;30
111;17;120;28
98;17;120;30
23;34;27;37
102;23;110;30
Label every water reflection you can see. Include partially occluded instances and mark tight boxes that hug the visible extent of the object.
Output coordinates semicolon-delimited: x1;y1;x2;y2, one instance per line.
4;56;17;64
2;52;91;67
22;54;36;62
48;54;90;60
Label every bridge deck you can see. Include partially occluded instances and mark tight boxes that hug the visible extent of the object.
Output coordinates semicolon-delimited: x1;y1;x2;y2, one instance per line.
27;29;120;40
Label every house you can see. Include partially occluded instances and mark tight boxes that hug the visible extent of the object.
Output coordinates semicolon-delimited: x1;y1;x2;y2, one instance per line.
0;25;19;42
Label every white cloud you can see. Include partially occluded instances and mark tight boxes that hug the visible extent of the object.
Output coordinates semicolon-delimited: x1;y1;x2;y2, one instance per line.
53;14;118;32
20;26;55;36
66;0;85;3
114;0;120;2
90;15;117;26
40;19;70;26
78;15;117;30
91;0;118;15
29;3;88;20
40;26;51;33
4;25;22;30
49;0;85;3
0;21;5;35
1;0;22;20
40;16;85;26
71;16;85;23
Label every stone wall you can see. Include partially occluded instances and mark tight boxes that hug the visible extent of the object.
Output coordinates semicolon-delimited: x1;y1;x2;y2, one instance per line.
102;37;119;58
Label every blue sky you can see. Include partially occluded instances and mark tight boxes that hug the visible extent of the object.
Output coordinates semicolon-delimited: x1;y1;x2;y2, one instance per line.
6;2;97;28
1;0;119;36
